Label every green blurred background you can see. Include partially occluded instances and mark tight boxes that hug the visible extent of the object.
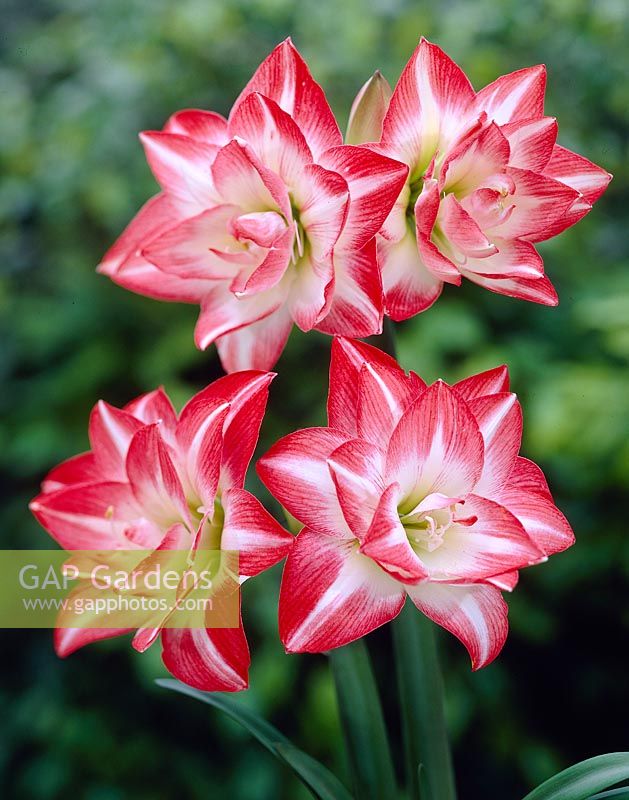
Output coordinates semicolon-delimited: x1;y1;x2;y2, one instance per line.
1;0;627;797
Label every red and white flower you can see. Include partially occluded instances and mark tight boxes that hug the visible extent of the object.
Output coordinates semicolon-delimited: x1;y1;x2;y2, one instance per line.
30;374;293;691
257;338;574;668
99;39;408;372
372;37;611;319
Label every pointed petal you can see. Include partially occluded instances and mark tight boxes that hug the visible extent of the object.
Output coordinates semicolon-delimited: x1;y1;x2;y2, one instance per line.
279;527;405;652
497;485;574;556
327;439;384;539
89;401;144;480
467;393;522;496
230;38;342;159
487;570;519;591
257;427;351;538
381;37;475;170
287;251;335;332
361;483;428;583
356;359;420;449
229;92;312;185
438;194;498;259
327;337;422;436
101;252;213;302
126;424;192;526
211;138;290;218
419;494;543;581
407;581;508;669
139;132;216;208
453;365;509;400
163;109;229;145
54;626;132;658
221;488;293;578
29;482;142;550
318;145;408;250
440;122;510;195
505;456;551;497
161;622;249;691
501;117;557;172
346;70;392;145
215;305;293;372
386;381;485;501
462;238;544;280
380;229;443;321
294;162;349;260
543;144;611;205
124;388;178;441
462;271;559;306
41;452;102;493
472;65;546;126
315;241;383;338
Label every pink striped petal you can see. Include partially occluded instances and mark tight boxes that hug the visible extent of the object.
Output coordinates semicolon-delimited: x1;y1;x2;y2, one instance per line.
211;139;291;218
279;527;405;652
497;484;574;556
487;570;519;591
315;241;383;338
193;282;286;351
54;626;132;658
381;37;475;170
142;205;251;281
42;452;102;493
467;393;522;496
414;181;462;283
230;211;287;248
318;145;408;250
139;132;217;208
418;494;543;581
229;92;312;186
543;144;611;205
438;194;498;259
163;109;229;145
230;38;342;159
126;424;192;527
379;230;444;321
327;439;384;539
294;163;349;261
462;238;544;280
287;250;335;332
356;359;420;449
505;456;552;498
101;251;213;303
221;488;293;578
161;621;249;691
124;388;178;443
407;581;508;669
361;483;428;583
501;117;558;172
462;271;558;306
453;365;509;401
386;381;485;501
229;227;293;296
440;122;510;195
29;482;142;550
257;427;351;538
215;305;293;372
472;65;546;126
89;401;144;480
327;337;421;436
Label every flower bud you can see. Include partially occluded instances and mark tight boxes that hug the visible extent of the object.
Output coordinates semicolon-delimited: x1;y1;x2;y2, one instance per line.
345;70;392;144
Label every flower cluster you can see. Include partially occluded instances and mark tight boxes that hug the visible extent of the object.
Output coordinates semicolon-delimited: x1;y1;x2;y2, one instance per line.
99;38;608;371
30;36;607;691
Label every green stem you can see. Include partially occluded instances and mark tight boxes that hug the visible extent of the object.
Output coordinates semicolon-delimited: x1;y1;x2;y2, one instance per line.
370;318;457;800
329;640;398;800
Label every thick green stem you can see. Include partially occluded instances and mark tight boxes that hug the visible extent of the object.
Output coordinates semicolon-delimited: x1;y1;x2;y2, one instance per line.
369;319;457;800
392;604;457;800
329;640;398;800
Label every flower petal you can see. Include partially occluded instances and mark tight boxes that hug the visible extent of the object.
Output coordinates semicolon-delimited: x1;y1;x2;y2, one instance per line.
407;581;508;669
497;484;574;556
279;527;405;652
257;427;351;538
88;401;144;480
215;305;293;372
461;271;559;306
386;381;485;502
453;365;509;401
124;388;178;443
161;622;249;691
54;626;132;658
501;117;557;172
440;122;510;195
294;163;349;261
41;452;102;494
472;65;546;126
505;456;551;497
327;439;385;539
221;488;293;578
163;109;229;145
356;359;420;449
319;145;408;251
467;392;522;496
462;238;544;280
230;38;342;159
543;144;611;205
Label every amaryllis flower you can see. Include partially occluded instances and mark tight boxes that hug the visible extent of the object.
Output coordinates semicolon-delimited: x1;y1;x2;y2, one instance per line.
371;38;611;318
30;374;293;691
98;39;408;372
258;338;574;668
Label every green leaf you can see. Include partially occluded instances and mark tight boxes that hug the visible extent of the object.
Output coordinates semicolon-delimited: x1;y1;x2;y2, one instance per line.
588;790;629;799
156;679;353;800
523;753;629;800
328;640;398;800
392;604;457;800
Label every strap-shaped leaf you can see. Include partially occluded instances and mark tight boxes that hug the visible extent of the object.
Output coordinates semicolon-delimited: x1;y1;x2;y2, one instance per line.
523;753;629;800
156;679;353;800
588;790;629;799
329;640;398;800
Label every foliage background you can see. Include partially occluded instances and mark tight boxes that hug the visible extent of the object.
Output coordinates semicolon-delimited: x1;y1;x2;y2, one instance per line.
1;0;627;797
